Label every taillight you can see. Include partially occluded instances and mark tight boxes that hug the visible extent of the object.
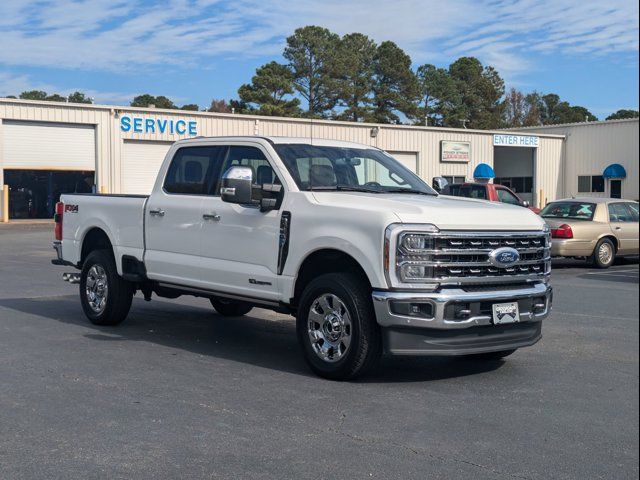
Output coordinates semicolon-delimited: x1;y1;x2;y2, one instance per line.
54;202;64;241
551;224;573;239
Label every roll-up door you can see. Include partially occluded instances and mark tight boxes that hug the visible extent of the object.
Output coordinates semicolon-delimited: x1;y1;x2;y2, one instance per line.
388;151;418;173
121;140;172;194
2;121;95;170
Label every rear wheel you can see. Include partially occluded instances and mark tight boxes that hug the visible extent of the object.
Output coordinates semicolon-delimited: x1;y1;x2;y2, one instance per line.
590;238;615;269
80;249;133;326
209;298;253;316
296;273;381;380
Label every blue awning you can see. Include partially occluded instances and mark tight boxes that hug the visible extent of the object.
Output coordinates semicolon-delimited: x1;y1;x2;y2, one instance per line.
603;163;627;179
473;163;495;179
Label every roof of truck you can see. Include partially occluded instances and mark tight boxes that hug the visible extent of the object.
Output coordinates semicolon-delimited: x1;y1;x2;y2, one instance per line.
175;135;377;150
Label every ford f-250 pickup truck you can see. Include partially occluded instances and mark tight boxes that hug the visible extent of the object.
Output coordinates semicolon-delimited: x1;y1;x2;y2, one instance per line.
52;136;553;380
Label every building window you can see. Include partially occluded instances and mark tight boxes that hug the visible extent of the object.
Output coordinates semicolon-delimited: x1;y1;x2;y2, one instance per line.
578;175;605;193
442;175;466;185
494;177;533;193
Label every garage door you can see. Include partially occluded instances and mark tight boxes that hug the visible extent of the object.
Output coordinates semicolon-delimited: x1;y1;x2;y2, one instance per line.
2;121;95;170
122;141;172;194
388;152;418;173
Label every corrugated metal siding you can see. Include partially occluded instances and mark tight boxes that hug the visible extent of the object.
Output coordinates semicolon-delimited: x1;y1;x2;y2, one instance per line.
515;120;638;200
1;99;565;202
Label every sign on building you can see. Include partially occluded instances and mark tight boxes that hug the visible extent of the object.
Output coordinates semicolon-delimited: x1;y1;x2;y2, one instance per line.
493;134;539;147
120;115;198;136
440;141;471;162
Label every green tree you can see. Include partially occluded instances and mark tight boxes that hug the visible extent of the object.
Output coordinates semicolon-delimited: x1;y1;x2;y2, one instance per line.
606;109;638;120
181;104;199;111
333;33;376;122
448;57;505;129
45;93;67;102
238;61;300;117
130;94;176;109
19;90;48;100
67;91;93;104
283;26;340;117
416;64;459;126
370;41;419;124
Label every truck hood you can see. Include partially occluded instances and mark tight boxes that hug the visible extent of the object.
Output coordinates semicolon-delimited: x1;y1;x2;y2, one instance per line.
312;192;546;231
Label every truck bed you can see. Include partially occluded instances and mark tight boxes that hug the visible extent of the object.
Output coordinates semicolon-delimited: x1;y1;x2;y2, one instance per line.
59;193;149;272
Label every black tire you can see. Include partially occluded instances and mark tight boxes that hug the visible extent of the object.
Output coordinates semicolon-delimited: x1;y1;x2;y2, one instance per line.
590;238;616;269
209;298;253;316
80;249;133;326
466;349;517;361
296;273;382;380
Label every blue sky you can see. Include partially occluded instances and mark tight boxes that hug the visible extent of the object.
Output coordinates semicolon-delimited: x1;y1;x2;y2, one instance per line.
1;0;638;119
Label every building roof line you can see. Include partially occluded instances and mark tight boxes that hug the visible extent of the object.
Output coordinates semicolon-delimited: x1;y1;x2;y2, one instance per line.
0;98;566;139
510;117;639;130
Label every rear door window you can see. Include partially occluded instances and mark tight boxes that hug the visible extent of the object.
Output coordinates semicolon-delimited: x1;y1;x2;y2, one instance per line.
163;146;227;195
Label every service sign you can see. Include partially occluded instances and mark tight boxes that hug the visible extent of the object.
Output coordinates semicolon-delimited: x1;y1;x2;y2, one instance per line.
493;134;539;147
120;115;198;136
440;141;471;163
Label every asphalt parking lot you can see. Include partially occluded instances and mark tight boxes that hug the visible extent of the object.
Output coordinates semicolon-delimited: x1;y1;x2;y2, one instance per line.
1;224;638;480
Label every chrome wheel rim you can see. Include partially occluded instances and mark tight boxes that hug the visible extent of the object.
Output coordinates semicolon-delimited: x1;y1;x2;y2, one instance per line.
307;293;352;363
85;264;108;314
598;243;613;265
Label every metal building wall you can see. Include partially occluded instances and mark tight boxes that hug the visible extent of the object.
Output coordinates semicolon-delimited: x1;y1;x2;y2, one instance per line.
515;119;639;200
1;99;565;210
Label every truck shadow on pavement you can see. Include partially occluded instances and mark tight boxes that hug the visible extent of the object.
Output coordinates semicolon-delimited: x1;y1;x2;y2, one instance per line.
0;295;506;383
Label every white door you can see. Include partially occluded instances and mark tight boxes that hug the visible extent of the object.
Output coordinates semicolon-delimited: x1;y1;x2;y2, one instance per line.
144;145;226;287
388;152;418;173
200;145;282;301
3;121;95;170
122;140;172;194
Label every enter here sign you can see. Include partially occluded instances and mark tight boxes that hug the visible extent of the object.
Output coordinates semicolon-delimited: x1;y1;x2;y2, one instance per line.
493;134;539;147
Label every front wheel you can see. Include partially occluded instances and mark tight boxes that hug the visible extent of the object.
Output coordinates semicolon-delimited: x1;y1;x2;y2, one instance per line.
296;273;382;380
80;249;133;326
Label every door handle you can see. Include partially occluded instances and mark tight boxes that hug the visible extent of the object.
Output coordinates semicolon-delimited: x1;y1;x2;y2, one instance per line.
615;227;622;230
203;212;221;221
149;209;165;217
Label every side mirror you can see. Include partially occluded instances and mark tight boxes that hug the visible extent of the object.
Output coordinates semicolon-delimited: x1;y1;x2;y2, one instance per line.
432;176;449;193
521;200;530;208
221;166;253;204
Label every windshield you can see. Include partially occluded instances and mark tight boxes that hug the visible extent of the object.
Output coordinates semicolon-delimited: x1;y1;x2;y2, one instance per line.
273;144;436;195
540;202;596;220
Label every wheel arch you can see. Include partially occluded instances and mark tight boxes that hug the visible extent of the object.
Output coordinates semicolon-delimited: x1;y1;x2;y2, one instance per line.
81;227;114;265
291;248;371;307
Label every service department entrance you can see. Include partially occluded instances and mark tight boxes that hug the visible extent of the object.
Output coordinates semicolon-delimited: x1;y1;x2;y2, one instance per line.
492;134;538;206
1;120;96;218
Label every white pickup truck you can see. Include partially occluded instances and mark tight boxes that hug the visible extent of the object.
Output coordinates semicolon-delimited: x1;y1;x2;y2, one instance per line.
52;136;552;379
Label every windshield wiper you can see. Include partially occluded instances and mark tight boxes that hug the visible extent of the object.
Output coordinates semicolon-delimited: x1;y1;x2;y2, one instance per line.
382;188;436;196
308;185;383;193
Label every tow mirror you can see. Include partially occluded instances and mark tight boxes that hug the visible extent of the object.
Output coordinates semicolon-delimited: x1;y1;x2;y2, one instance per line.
221;166;253;204
432;176;448;193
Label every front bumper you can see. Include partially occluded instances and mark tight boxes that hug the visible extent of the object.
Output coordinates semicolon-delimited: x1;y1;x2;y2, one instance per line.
372;283;552;355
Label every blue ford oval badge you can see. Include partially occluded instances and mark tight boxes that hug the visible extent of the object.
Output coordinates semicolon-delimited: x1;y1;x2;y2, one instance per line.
489;247;520;268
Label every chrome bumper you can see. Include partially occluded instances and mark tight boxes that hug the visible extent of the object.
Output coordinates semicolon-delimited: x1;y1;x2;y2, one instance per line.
372;282;552;331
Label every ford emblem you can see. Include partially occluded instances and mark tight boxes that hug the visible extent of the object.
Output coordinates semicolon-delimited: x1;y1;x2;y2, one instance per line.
488;247;520;268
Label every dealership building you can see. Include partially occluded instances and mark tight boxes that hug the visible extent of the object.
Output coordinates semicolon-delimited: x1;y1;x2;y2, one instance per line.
0;98;637;220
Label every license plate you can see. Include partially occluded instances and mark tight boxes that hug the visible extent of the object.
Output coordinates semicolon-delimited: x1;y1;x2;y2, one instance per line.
492;302;520;325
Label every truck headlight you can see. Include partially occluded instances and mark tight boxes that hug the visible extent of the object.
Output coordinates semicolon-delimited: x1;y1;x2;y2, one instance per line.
385;224;440;289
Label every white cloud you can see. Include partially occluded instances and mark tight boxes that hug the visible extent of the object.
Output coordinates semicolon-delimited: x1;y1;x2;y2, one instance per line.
0;0;637;81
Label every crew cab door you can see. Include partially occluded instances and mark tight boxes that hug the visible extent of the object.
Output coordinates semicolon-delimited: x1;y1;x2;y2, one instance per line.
144;145;226;286
199;144;283;301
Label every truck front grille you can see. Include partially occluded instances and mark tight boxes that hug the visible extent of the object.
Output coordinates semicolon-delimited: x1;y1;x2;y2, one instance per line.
407;231;551;285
